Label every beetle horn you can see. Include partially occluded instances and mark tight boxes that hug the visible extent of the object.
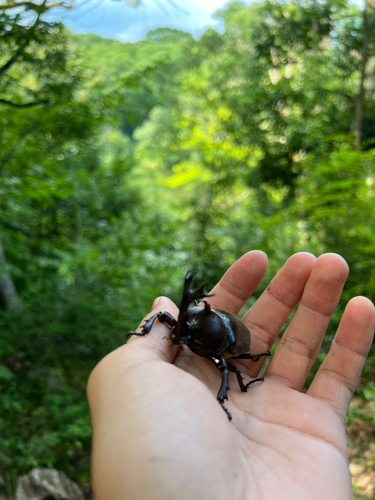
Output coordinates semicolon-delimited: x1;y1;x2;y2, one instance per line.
173;272;214;339
181;272;214;310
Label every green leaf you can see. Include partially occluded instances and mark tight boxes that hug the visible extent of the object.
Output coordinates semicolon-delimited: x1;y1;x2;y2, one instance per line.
0;365;15;381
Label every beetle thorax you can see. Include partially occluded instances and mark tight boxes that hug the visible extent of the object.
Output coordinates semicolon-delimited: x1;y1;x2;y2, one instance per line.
178;306;229;355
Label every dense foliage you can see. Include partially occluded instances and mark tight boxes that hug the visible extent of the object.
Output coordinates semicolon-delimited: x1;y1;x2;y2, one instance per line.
1;0;375;496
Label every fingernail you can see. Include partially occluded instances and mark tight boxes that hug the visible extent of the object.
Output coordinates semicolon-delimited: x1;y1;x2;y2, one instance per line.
152;297;160;310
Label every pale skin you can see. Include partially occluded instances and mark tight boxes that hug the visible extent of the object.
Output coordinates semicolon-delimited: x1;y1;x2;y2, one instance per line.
87;251;375;500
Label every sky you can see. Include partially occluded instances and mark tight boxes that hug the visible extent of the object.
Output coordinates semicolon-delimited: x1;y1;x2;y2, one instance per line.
60;0;234;42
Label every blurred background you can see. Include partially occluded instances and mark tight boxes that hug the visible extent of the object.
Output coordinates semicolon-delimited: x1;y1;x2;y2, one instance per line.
1;0;375;497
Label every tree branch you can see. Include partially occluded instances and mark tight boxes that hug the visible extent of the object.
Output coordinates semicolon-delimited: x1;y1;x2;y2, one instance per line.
0;0;73;9
0;0;69;76
0;50;22;76
0;97;49;107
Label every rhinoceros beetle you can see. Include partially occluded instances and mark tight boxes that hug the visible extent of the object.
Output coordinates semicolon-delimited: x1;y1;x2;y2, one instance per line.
125;272;270;421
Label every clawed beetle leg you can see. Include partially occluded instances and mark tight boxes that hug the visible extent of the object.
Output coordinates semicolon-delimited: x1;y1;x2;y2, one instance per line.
205;355;232;421
226;362;263;392
232;350;271;362
125;311;177;343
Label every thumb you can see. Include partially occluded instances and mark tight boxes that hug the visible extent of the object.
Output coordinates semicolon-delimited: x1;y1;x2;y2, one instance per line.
87;296;179;408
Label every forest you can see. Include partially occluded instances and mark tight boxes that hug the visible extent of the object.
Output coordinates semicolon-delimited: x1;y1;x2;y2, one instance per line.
1;0;375;497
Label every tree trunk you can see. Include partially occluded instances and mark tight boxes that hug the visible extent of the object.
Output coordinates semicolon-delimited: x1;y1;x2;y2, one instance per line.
0;238;22;311
355;0;375;149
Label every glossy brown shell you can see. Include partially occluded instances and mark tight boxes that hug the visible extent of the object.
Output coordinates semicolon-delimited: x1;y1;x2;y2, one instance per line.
184;306;251;358
185;306;229;355
214;309;251;358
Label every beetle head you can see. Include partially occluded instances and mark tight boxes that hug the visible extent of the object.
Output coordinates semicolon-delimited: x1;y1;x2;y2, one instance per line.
167;331;192;346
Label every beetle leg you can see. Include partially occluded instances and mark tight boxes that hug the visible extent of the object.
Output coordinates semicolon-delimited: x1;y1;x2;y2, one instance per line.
227;362;265;391
205;355;232;421
124;311;177;343
244;377;264;389
232;350;271;362
219;401;232;421
216;358;232;421
227;362;249;392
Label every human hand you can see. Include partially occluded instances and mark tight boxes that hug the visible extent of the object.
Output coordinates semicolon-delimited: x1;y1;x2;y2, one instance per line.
87;251;375;500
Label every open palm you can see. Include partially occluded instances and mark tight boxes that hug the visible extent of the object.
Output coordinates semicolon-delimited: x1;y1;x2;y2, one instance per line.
88;252;375;500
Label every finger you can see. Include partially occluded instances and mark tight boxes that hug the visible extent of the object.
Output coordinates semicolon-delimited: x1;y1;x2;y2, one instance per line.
240;252;316;373
307;296;375;423
125;296;180;363
266;253;349;390
207;250;268;314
